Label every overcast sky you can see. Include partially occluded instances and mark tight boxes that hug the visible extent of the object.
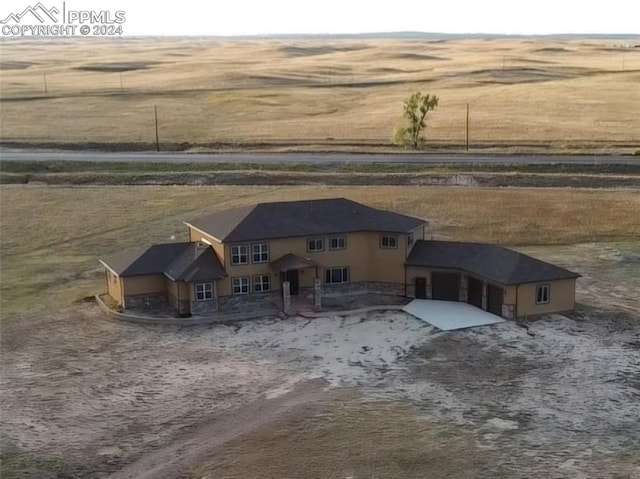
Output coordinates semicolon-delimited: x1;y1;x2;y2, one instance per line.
3;0;640;36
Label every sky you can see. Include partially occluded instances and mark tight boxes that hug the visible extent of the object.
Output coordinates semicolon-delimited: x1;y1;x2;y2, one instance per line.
2;0;640;36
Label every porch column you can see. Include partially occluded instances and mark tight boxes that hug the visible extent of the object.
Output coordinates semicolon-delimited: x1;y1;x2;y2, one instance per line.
313;278;322;311
459;274;468;302
481;280;488;311
426;271;433;299
282;281;291;315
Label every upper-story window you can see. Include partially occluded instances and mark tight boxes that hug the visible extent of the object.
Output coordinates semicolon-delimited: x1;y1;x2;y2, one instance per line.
307;238;324;252
252;243;269;263
329;236;346;250
231;245;248;265
380;235;398;249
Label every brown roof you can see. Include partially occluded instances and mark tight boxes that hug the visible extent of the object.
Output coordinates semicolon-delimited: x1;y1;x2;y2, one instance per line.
100;242;226;281
270;253;323;272
186;198;426;242
407;240;580;285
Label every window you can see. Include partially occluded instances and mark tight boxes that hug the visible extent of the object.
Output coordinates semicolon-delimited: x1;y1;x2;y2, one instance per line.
307;238;324;252
231;245;248;265
325;267;349;284
329;236;346;250
195;282;214;301
252;243;269;263
536;284;550;304
381;235;397;249
232;277;249;295
254;275;270;293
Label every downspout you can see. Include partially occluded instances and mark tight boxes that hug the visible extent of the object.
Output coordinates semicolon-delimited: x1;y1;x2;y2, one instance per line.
176;281;181;316
404;264;407;297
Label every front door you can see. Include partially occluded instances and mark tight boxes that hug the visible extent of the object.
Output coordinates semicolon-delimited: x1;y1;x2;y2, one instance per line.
415;277;427;299
281;270;299;295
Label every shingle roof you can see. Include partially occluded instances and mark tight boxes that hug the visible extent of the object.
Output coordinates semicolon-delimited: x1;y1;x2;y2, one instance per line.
270;253;323;272
100;242;226;281
186;198;426;242
407;240;580;285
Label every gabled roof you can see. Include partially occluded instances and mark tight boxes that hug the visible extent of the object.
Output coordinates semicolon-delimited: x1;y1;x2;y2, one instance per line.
270;253;323;272
185;198;426;242
100;242;226;281
407;240;580;285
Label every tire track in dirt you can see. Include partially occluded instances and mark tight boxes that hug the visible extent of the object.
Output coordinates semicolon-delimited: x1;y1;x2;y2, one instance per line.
106;379;343;479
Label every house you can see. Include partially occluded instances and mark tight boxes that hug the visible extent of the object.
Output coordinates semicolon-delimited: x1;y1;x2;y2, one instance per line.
99;198;579;319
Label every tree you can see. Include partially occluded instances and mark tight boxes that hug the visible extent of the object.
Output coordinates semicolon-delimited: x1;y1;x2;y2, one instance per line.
393;92;439;149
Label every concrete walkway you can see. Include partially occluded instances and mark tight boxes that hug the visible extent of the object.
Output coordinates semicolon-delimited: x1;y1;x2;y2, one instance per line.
95;294;413;326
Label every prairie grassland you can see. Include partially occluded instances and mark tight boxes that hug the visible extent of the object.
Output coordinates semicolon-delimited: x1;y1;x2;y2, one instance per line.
1;37;639;150
1;184;639;319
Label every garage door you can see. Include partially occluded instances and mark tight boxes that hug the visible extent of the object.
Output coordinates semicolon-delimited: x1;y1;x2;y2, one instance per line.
487;284;504;315
431;272;460;301
468;277;483;308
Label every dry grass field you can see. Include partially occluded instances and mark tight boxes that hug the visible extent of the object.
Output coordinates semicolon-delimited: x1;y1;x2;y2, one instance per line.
1;37;639;152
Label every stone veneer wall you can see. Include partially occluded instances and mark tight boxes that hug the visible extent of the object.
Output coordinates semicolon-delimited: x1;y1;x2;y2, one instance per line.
190;299;219;315
125;293;168;311
322;281;405;297
218;292;282;313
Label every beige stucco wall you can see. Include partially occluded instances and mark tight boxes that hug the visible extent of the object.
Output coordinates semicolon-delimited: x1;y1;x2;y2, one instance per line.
515;278;577;317
188;227;225;265
164;277;191;302
106;270;124;306
406;266;430;286
122;275;166;296
212;231;410;297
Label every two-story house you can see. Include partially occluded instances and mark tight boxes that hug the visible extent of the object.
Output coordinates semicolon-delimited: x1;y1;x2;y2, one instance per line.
99;197;579;319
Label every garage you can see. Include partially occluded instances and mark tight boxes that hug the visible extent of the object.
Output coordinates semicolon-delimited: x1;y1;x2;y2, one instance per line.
431;272;460;301
468;277;483;309
487;284;504;315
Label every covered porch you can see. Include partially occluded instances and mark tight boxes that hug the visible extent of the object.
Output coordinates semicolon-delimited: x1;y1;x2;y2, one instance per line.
269;253;324;314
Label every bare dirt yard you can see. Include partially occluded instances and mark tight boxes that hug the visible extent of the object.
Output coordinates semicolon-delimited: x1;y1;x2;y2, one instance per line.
1;185;639;478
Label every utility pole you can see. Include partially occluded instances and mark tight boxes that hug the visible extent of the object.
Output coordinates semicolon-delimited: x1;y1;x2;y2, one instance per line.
119;72;124;92
43;73;48;94
466;103;469;151
154;105;160;152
